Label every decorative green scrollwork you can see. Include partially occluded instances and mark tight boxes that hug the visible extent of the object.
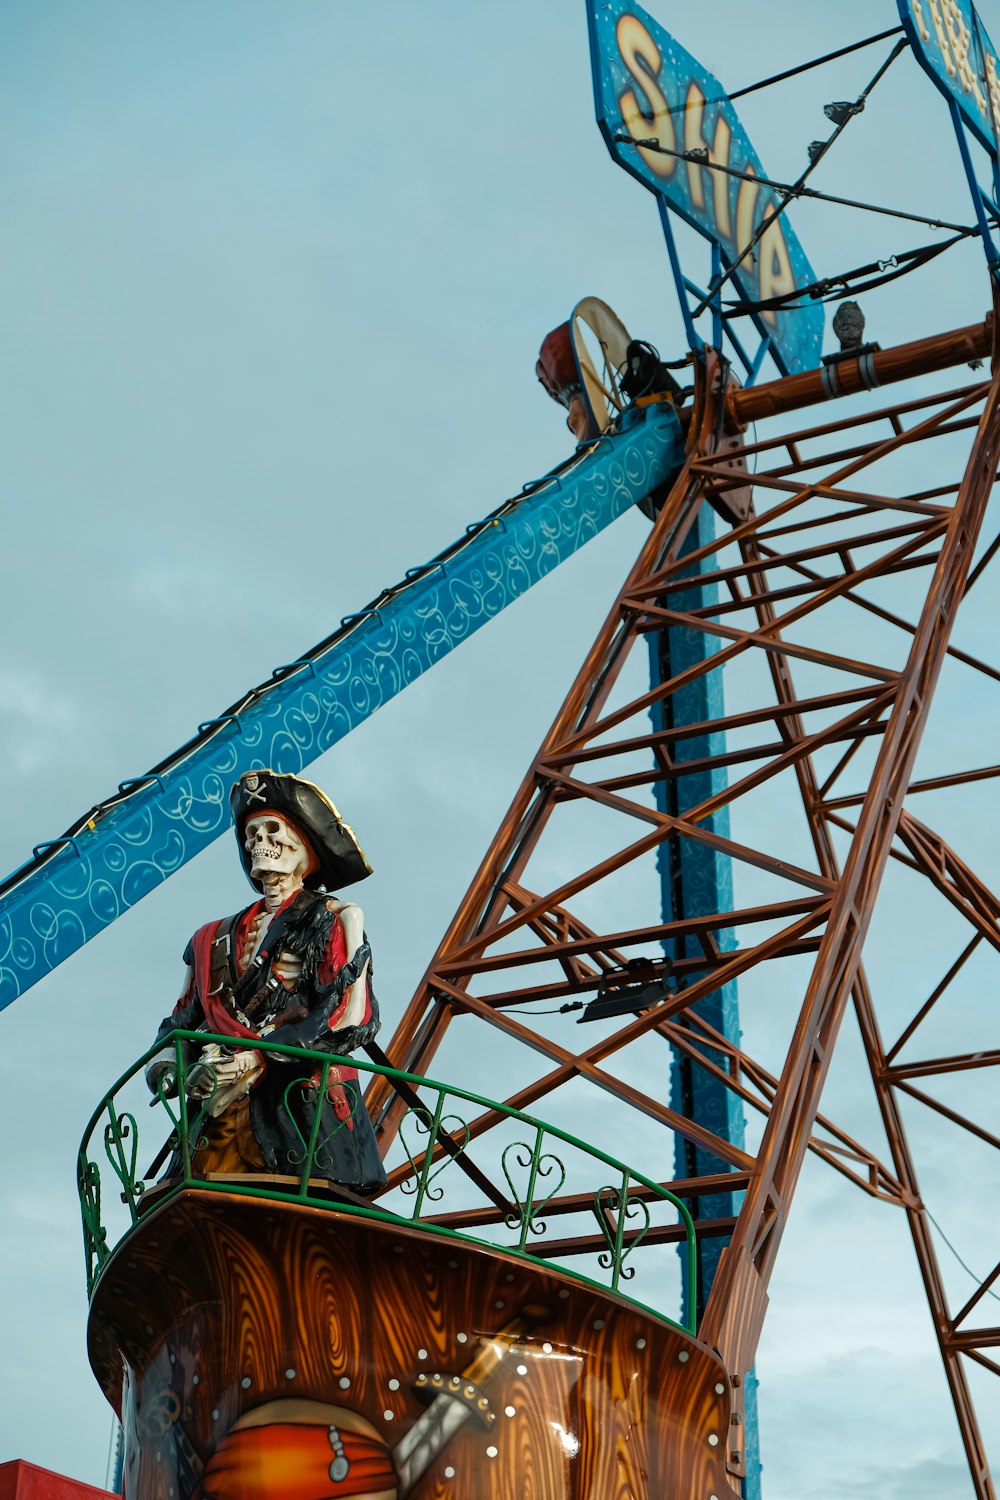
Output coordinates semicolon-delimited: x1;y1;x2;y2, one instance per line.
595;1179;652;1290
172;1044;213;1178
78;1031;698;1334
191;1095;213;1156
398;1096;470;1214
501;1132;567;1250
103;1104;143;1212
282;1067;363;1183
150;1070;186;1174
152;1067;181;1129
78;1156;109;1292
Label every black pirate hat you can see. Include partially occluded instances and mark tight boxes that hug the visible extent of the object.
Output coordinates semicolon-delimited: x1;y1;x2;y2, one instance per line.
230;770;372;893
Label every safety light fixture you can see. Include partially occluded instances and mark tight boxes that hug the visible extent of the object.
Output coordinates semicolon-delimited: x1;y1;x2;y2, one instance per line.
578;961;673;1024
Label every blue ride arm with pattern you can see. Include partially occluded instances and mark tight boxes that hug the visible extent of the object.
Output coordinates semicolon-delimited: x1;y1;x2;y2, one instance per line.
0;403;685;1009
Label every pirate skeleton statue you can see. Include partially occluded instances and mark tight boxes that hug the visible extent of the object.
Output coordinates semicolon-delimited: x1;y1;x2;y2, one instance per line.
145;771;387;1193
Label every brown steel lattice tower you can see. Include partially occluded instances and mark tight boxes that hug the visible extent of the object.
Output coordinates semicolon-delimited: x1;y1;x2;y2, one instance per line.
367;313;1000;1498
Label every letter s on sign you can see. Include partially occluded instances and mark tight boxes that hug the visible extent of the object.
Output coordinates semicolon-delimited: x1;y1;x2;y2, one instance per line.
616;14;677;178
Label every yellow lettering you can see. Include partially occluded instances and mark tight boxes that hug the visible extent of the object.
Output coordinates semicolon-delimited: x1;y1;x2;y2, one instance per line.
986;52;1000;134
913;0;990;122
735;166;761;276
910;0;932;42
616;14;677;178
926;0;958;76
684;82;734;239
758;217;797;327
941;0;986;111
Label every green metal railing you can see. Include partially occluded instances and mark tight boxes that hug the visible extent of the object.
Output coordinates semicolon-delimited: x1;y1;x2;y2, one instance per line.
78;1030;697;1331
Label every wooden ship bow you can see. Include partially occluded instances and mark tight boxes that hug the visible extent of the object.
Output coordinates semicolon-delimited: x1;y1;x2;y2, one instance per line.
80;1033;740;1499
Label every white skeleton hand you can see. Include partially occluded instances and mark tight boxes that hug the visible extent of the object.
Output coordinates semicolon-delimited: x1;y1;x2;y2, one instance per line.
187;1044;260;1101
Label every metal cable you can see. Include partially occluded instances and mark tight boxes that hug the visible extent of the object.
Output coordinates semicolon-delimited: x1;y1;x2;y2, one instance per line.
689;37;911;317
654;26;908;114
726;26;907;102
926;1208;1000;1305
723;229;977;317
611;136;973;236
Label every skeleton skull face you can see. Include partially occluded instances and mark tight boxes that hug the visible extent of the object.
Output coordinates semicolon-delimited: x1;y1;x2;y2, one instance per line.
244;814;310;883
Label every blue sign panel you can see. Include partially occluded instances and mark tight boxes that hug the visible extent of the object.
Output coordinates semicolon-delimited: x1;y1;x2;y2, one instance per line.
587;1;824;375
898;0;1000;156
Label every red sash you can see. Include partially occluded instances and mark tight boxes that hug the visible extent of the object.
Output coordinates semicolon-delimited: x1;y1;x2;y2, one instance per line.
176;902;362;1085
187;918;258;1042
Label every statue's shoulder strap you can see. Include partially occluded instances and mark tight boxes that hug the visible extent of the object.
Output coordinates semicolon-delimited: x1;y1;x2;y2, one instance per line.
209;911;242;993
184;912;241;1003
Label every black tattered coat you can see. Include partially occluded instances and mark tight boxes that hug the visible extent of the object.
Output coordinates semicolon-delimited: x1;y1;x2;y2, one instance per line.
153;888;387;1193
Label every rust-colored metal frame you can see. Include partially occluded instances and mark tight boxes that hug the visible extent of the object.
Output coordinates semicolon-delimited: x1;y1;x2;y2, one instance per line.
366;314;1000;1496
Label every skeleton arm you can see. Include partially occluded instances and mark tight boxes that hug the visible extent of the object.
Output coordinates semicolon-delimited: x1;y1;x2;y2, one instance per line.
328;902;371;1031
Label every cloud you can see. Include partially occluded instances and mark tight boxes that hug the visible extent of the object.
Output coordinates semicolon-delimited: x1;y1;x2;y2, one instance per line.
0;668;79;773
801;1451;970;1500
126;561;245;622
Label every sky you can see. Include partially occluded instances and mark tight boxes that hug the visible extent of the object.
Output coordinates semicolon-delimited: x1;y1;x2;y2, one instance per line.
0;1;998;1495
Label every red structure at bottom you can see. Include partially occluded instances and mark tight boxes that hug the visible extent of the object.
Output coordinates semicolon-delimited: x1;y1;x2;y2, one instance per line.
0;1462;113;1500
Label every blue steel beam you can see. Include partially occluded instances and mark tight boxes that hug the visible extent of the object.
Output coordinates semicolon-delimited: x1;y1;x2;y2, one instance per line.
0;404;684;1010
647;504;762;1499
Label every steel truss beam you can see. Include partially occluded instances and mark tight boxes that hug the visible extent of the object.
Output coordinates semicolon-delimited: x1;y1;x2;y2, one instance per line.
368;325;1000;1496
